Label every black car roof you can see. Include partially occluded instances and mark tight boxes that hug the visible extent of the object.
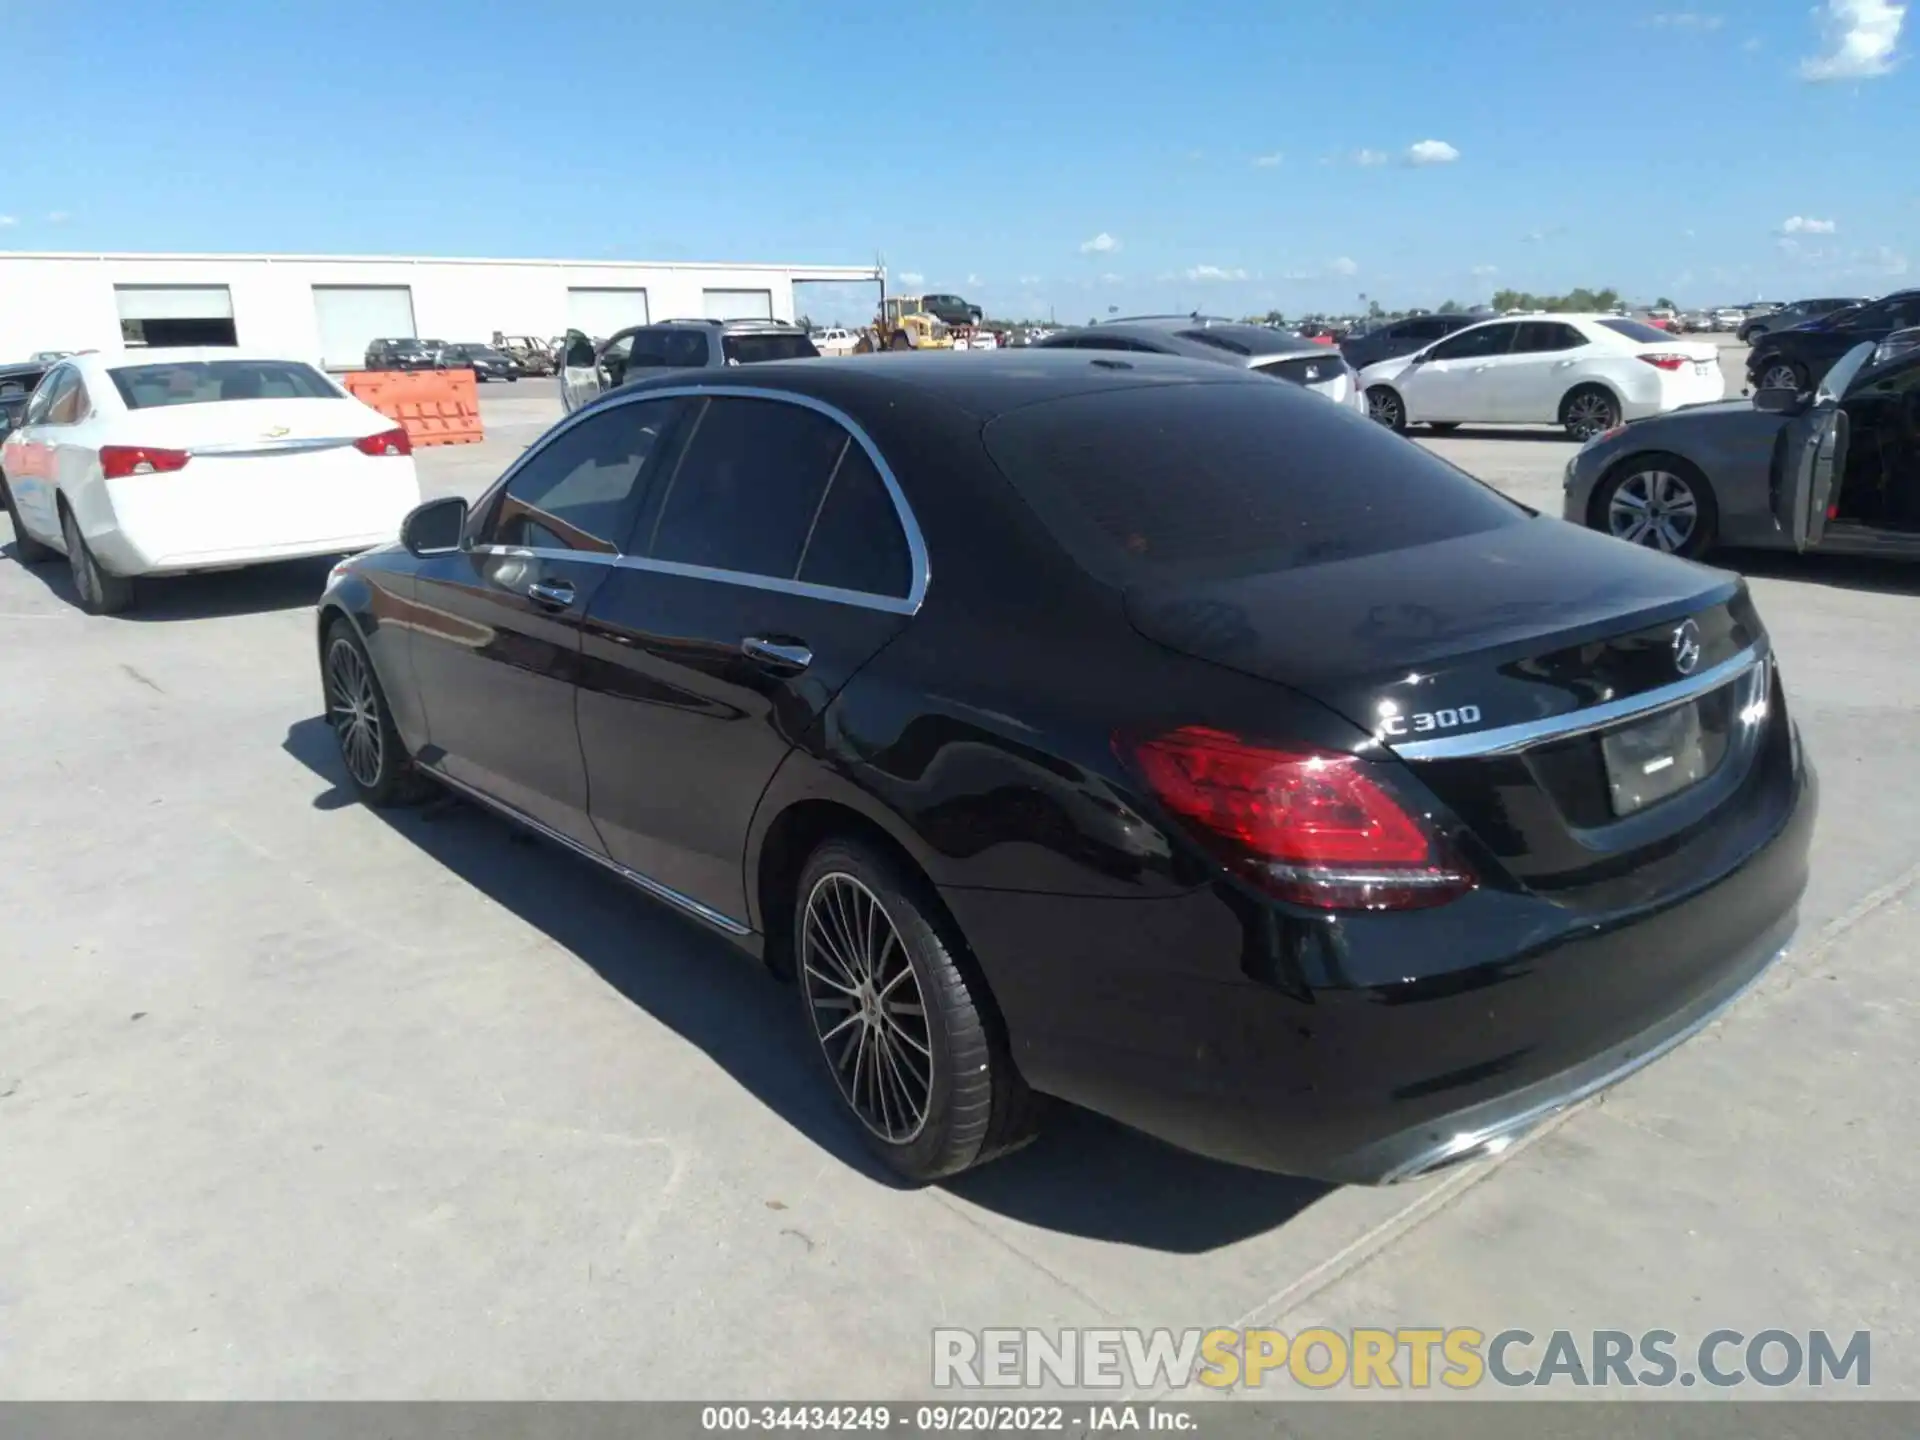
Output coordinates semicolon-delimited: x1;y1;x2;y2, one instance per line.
1041;321;1321;360
618;348;1265;422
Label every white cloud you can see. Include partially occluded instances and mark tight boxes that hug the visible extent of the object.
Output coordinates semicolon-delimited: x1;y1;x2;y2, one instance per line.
47;211;69;223
896;271;925;286
1186;265;1249;282
1405;139;1460;166
0;216;16;228
1801;0;1906;80
1353;149;1389;166
1099;272;1123;285
1018;274;1042;285
1646;11;1725;29
1522;225;1567;243
1858;245;1910;275
1781;215;1838;234
1328;256;1360;277
1080;231;1120;254
1280;270;1317;282
1471;264;1499;277
1743;35;1763;51
966;273;983;286
1251;152;1283;168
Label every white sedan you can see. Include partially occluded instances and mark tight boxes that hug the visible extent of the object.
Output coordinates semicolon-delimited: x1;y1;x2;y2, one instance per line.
1360;315;1725;440
0;348;421;614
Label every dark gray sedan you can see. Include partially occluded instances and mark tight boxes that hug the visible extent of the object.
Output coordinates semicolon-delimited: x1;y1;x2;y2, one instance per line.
1563;342;1920;562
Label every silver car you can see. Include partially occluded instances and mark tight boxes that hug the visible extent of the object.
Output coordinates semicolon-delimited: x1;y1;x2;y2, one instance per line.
1036;316;1365;410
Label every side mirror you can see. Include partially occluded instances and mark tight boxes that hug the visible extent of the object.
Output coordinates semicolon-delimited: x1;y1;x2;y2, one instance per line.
1752;386;1804;415
401;495;468;557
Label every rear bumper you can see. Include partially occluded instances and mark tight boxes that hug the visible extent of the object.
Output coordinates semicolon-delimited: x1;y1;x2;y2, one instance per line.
93;529;404;576
942;746;1814;1185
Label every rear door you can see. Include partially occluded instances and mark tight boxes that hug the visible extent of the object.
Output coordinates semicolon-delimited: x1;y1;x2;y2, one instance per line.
575;391;920;924
2;367;70;538
1508;321;1591;421
406;395;687;845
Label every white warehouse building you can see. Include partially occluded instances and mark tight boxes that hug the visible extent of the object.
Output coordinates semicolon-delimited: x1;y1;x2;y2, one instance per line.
0;251;882;369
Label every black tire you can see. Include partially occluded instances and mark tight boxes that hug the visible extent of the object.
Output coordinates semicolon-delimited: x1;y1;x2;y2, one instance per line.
1755;357;1808;393
794;838;1038;1182
1427;421;1460;434
60;505;133;614
1;473;55;564
1593;453;1718;559
321;616;431;807
1560;384;1621;441
1365;385;1407;432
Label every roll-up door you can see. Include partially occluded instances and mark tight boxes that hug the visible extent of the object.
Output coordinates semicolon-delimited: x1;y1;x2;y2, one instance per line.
312;286;418;370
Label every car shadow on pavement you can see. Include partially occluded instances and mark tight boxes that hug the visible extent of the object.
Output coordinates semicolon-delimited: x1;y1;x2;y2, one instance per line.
1721;548;1920;597
283;715;1333;1253
6;546;335;620
1421;426;1575;443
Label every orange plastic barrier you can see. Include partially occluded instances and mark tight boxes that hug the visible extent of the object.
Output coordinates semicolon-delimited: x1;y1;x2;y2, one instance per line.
338;368;484;448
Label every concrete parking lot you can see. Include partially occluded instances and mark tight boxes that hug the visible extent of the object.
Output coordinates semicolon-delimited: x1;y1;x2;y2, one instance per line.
2;352;1916;1401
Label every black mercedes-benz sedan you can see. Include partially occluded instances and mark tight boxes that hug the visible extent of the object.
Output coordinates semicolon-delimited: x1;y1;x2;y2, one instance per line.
316;350;1814;1185
1566;341;1920;561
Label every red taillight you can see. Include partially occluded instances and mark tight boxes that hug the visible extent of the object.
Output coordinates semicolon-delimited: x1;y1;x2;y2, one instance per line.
1118;726;1476;911
354;426;412;457
99;445;191;479
1638;353;1689;371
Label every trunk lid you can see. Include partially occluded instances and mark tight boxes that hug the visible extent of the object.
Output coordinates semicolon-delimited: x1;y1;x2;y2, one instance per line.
1127;518;1777;894
111;397;387;452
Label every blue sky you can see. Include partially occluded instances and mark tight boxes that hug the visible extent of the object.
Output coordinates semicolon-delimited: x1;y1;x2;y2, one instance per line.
4;0;1914;322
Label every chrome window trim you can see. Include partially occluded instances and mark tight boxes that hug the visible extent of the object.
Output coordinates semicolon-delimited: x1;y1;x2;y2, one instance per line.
1388;640;1769;761
427;768;752;936
472;383;929;615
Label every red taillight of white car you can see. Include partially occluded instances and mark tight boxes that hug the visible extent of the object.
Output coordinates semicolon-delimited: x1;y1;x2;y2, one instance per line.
353;426;413;457
1117;726;1477;911
99;445;191;479
1638;354;1692;371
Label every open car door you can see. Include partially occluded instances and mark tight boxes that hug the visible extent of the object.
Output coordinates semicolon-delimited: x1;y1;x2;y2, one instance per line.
558;329;602;414
1772;342;1874;551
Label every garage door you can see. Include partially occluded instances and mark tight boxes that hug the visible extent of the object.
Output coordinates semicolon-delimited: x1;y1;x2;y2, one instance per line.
312;286;418;370
566;288;650;338
114;285;237;348
703;289;774;321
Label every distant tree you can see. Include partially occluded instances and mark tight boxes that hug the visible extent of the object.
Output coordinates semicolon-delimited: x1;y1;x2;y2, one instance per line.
1437;299;1463;314
796;313;814;331
1367;299;1385;319
1656;295;1676;310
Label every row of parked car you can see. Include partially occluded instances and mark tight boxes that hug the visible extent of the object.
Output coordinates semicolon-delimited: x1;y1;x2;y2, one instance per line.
362;337;546;381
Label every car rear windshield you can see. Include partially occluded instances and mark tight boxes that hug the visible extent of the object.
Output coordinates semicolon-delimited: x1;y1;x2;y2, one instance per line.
722;333;820;364
1597;319;1673;344
982;380;1525;587
109;360;339;409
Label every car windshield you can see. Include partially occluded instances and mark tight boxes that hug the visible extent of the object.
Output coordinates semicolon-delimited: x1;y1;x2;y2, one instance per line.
983;380;1525;587
1597;319;1673;344
390;340;430;353
109;360;339;408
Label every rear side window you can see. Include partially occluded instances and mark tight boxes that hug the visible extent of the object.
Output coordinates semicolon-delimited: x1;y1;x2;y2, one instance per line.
110;360;337;409
1596;319;1674;344
722;332;819;364
1176;330;1252;355
797;444;912;598
643;397;850;578
1514;322;1587;353
982;381;1525;586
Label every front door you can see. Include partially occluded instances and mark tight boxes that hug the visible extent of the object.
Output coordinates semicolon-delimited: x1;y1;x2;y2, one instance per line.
1399;322;1520;422
575;392;919;925
407;395;688;843
1774;407;1848;552
558;329;602;414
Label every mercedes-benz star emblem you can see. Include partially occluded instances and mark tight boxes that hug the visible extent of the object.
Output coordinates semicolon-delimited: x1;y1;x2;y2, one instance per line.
1671;619;1703;676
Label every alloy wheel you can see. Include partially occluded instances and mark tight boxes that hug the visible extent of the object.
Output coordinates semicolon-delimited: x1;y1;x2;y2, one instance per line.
1760;363;1802;392
325;637;385;789
1366;388;1402;428
1608;470;1699;553
800;872;933;1144
1565;392;1616;440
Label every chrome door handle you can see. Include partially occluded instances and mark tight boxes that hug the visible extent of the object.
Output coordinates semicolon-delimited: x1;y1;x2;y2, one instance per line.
741;636;813;672
527;578;576;608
